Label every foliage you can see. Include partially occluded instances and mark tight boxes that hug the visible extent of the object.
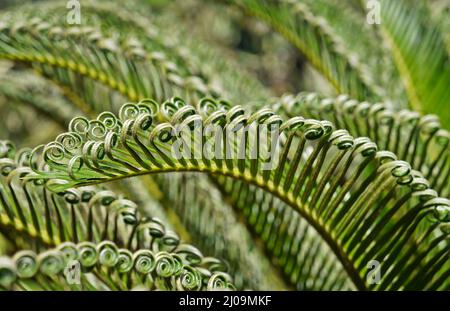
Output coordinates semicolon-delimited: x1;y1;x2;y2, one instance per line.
0;0;448;291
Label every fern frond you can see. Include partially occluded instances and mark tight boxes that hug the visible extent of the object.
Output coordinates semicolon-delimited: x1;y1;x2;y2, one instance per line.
0;240;234;290
28;98;450;290
275;93;450;198
0;18;209;113
0;141;172;250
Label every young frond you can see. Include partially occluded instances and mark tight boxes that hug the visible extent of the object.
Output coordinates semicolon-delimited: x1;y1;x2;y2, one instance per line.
26;98;450;290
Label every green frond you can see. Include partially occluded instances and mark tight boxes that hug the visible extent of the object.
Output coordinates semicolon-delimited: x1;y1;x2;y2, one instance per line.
379;0;450;129
275;93;450;199
297;0;406;105
0;141;170;250
0;18;209;113
0;141;234;290
0;0;271;128
0;0;447;293
27;98;450;290
0;240;234;290
211;177;354;290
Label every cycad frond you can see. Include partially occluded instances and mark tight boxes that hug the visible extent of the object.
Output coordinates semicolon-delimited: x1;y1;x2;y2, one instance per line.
0;140;174;250
0;240;234;290
275;93;450;198
27;98;450;290
0;18;208;113
0;141;234;290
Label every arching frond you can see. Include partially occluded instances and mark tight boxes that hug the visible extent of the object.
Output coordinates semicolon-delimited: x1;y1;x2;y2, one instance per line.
0;141;175;250
295;0;406;105
224;0;383;100
275;93;450;198
0;240;234;291
27;98;450;290
0;141;234;290
0;17;209;114
379;0;450;128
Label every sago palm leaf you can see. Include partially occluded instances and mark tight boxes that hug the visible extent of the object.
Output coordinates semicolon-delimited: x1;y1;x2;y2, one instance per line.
0;240;234;291
0;141;234;291
275;93;450;199
27;98;450;290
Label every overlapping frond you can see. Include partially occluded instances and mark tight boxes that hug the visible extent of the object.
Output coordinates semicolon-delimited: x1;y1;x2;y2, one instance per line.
0;141;181;251
0;17;209;114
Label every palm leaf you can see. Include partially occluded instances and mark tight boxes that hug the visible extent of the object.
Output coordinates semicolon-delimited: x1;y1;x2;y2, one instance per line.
27;98;450;290
0;240;234;290
0;141;234;290
275;93;450;198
